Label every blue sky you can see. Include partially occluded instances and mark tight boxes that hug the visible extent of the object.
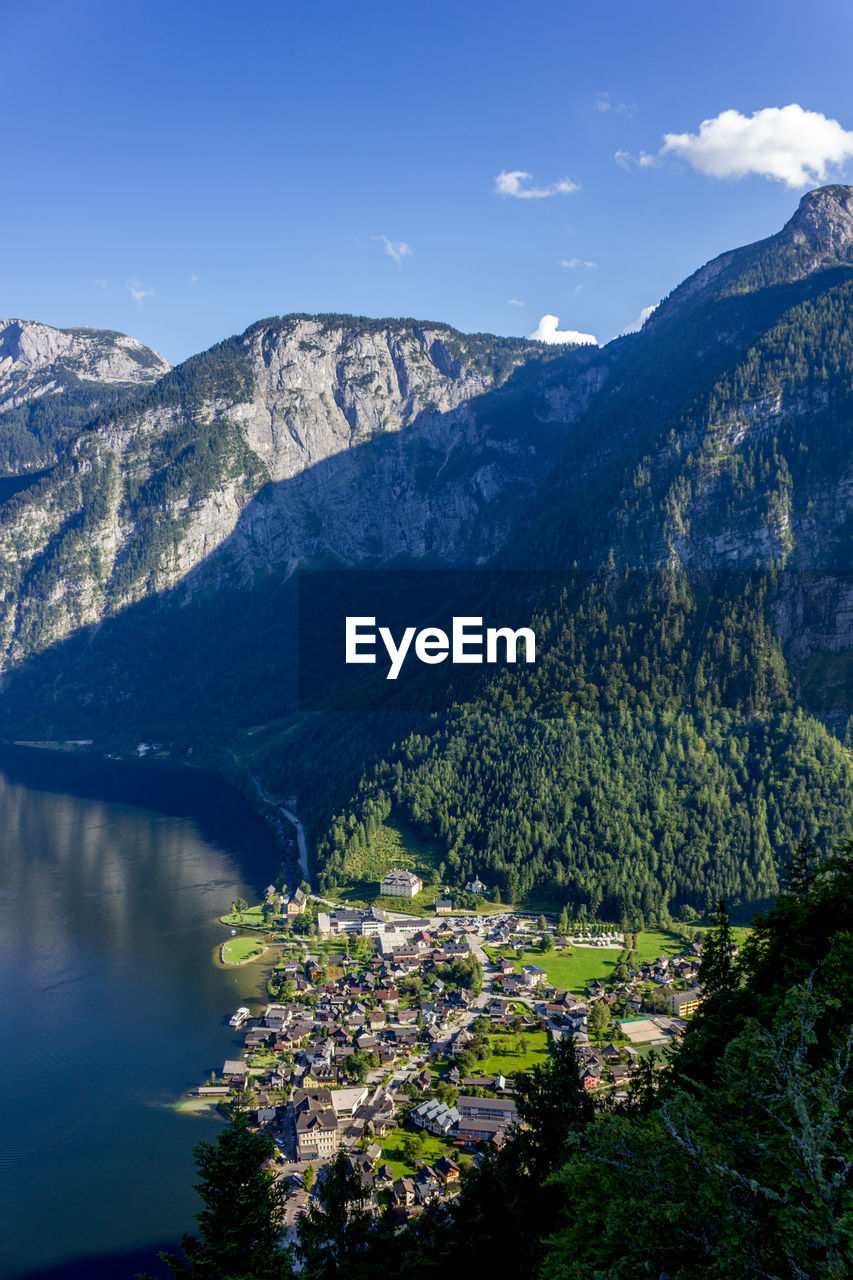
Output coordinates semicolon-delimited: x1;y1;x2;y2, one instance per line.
3;0;853;363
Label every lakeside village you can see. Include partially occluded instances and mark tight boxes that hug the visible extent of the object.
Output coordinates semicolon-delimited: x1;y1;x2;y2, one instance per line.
202;867;716;1224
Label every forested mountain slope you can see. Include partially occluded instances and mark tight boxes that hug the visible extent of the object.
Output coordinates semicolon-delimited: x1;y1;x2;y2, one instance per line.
307;188;853;919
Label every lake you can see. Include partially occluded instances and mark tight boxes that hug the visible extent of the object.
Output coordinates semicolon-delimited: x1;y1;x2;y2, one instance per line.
0;747;284;1279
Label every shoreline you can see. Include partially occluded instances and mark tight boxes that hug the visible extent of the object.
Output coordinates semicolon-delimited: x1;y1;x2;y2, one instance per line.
219;939;270;966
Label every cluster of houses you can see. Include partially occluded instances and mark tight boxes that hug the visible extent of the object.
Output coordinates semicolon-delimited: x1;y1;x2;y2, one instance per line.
412;1093;519;1144
208;889;715;1225
600;948;704;1018
287;1084;465;1211
215;909;513;1105
205;906;553;1218
390;1154;461;1209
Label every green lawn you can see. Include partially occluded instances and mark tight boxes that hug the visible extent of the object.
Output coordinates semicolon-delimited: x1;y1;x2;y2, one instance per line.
498;928;704;995
246;1049;278;1068
220;905;266;929
628;929;687;963
316;939;349;956
475;1030;549;1076
379;1129;457;1179
504;948;620;994
632;1041;672;1063
221;936;267;964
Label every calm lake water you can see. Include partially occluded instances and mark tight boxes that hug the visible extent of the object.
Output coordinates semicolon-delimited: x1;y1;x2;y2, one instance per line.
0;747;283;1280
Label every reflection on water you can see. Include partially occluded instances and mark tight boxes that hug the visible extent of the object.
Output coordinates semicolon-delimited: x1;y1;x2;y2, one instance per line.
0;749;282;1279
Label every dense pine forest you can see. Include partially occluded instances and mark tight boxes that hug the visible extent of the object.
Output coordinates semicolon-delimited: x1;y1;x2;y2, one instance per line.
308;564;853;918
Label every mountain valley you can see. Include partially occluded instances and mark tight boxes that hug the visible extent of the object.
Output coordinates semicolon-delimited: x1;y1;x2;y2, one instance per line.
1;187;852;922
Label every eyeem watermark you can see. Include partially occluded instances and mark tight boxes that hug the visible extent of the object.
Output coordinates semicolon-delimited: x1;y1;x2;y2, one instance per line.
346;616;536;680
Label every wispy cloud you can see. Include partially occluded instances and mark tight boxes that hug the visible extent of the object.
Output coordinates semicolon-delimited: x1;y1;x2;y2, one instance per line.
494;170;579;199
92;278;108;289
127;282;154;305
614;149;659;169
507;298;525;307
560;258;597;269
373;235;412;266
594;92;635;116
529;314;598;346
187;274;199;285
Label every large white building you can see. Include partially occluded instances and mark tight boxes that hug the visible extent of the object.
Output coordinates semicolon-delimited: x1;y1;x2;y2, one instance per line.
292;1087;340;1161
380;868;423;898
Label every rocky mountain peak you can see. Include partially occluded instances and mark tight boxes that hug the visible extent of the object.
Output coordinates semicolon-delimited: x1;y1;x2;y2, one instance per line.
644;186;853;333
785;184;853;259
0;318;170;413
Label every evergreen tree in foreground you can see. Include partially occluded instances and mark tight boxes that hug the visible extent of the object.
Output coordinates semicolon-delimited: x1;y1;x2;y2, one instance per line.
139;1104;292;1280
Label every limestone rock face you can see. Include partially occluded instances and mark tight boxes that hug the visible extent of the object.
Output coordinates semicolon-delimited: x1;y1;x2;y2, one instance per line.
0;319;170;412
785;184;853;263
0;314;600;660
2;177;853;710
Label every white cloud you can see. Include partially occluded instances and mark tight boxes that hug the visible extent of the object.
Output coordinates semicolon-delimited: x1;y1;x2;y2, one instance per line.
621;303;658;335
494;170;579;199
373;235;412;265
187;274;199;284
507;298;525;307
661;105;853;188
127;282;154;305
92;278;107;289
529;314;598;346
559;258;597;268
614;149;631;170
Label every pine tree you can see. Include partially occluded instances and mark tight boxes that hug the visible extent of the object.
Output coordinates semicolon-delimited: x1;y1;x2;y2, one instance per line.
699;897;736;999
143;1105;292;1280
296;1150;373;1278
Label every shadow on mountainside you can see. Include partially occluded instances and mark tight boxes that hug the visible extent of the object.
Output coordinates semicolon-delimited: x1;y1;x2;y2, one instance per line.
0;346;599;750
3;262;853;761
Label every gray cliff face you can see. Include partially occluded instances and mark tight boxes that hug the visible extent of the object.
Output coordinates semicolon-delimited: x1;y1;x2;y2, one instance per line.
0;316;601;661
235;319;495;476
784;184;853;265
211;319;599;577
0;319;170;412
1;175;852;706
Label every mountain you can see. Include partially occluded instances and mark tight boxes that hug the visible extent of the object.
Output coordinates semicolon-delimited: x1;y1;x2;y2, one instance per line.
0;189;852;920
0;315;603;665
0;318;170;474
